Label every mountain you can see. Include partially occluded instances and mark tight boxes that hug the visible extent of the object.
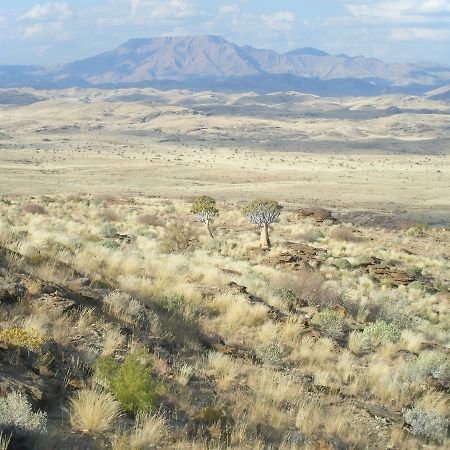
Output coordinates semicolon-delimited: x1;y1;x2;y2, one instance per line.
1;35;449;96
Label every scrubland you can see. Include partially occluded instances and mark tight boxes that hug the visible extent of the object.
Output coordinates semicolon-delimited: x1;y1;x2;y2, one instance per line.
0;194;448;449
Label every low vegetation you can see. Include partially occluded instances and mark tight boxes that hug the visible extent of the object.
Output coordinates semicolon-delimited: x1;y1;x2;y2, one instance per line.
0;194;448;449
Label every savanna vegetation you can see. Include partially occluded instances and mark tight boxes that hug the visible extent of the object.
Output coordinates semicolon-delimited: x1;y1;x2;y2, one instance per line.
0;194;448;449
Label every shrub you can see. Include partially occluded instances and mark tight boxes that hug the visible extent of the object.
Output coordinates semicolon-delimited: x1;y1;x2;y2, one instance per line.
407;281;428;292
0;391;47;434
0;327;45;351
403;407;447;443
94;350;161;414
296;229;324;243
69;388;122;433
22;203;46;215
310;309;346;339
160;293;184;312
407;350;449;382
100;239;121;250
137;214;164;227
273;287;297;303
276;271;345;311
335;258;352;270
255;342;290;361
433;279;448;293
329;226;360;242
160;222;199;253
362;321;401;345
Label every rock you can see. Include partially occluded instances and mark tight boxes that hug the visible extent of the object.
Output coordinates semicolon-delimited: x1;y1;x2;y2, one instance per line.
261;243;327;271
368;265;415;286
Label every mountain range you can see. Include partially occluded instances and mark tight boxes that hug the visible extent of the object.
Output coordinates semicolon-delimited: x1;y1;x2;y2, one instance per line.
1;35;450;96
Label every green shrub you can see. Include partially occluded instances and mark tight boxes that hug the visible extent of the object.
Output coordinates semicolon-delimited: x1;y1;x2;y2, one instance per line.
100;239;121;250
160;293;184;312
407;281;428;292
335;258;352;270
432;279;448;293
255;342;289;361
94;350;161;414
310;309;346;338
407;350;449;382
362;321;400;345
403;407;447;443
273;287;297;303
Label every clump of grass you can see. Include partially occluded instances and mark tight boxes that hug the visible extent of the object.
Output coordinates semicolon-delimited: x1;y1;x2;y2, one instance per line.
69;388;122;433
94;350;161;413
129;412;166;449
103;290;145;322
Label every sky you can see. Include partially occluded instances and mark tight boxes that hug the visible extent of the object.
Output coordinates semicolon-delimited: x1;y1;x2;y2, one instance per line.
1;0;449;66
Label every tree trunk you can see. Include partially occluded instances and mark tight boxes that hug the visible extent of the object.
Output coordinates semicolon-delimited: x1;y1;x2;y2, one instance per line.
205;219;214;238
260;223;270;249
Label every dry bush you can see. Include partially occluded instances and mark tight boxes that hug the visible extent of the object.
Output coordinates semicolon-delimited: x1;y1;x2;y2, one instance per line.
275;271;344;311
160;222;199;253
100;209;119;222
329;226;361;242
69;388;122;433
22;203;46;215
137;214;165;227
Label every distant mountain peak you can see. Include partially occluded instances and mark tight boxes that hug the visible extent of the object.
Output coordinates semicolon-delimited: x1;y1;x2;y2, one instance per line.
285;47;329;57
0;35;449;95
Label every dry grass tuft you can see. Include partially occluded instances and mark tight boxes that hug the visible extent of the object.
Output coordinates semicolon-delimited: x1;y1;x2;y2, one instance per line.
68;388;122;433
129;412;166;449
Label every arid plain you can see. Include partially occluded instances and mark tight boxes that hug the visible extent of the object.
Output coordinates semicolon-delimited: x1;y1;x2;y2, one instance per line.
1;87;449;225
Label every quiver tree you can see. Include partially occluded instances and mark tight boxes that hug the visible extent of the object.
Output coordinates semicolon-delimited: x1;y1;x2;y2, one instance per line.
243;199;282;249
191;196;219;238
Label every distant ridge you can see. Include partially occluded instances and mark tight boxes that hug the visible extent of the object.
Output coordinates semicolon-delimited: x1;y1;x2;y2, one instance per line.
0;35;449;96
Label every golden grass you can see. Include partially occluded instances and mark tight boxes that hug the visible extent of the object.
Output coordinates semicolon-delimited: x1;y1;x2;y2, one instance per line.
68;388;122;433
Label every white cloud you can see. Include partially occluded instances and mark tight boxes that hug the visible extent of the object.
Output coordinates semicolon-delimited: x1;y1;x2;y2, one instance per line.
345;0;450;24
129;0;196;19
20;2;72;21
219;4;240;14
22;20;71;40
390;27;450;41
261;11;295;31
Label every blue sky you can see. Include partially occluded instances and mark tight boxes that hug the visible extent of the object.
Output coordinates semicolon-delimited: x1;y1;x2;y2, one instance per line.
1;1;450;65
